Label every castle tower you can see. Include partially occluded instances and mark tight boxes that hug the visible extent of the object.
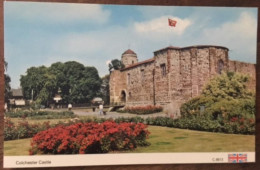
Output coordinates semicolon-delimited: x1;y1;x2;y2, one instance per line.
121;49;138;67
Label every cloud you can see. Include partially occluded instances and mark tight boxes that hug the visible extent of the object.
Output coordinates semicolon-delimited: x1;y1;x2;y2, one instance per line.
5;2;111;24
106;60;111;66
134;16;191;36
53;33;107;55
4;3;257;88
200;12;257;62
203;12;256;40
50;26;132;58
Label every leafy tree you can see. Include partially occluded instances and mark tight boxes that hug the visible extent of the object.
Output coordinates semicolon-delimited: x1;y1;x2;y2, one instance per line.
180;72;255;120
108;59;124;72
4;61;11;102
99;74;110;105
202;72;253;100
20;66;48;100
20;61;102;106
36;73;57;105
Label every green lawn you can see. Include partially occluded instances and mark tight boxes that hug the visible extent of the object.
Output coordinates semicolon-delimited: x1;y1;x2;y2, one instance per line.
131;126;255;153
4;138;31;156
4;126;254;156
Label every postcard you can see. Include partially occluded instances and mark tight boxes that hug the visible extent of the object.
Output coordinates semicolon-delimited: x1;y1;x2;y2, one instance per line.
3;1;257;168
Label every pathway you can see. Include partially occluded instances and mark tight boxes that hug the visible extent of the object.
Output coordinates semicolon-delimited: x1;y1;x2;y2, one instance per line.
72;109;168;119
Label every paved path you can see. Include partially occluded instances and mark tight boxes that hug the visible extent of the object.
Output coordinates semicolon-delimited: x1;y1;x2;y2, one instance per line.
72;109;168;119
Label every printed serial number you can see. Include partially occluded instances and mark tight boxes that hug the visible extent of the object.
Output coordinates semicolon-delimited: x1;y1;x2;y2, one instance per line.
212;158;224;162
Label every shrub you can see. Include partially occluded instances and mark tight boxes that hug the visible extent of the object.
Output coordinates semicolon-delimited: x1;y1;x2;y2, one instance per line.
221;117;255;134
120;105;163;115
180;72;255;121
4;118;52;141
30;121;150;154
206;98;255;120
145;116;254;135
5;110;76;119
4;116;147;141
114;117;144;123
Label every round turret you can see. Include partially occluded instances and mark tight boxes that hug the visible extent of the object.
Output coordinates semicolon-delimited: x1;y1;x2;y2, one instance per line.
121;49;138;67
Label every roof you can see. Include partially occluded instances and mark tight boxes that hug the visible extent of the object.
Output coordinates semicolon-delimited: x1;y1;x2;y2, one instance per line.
122;49;136;55
154;46;181;52
121;58;155;71
119;45;229;71
154;45;229;53
11;88;23;97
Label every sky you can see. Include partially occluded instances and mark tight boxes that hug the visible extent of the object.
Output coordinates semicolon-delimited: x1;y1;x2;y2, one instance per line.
4;2;258;88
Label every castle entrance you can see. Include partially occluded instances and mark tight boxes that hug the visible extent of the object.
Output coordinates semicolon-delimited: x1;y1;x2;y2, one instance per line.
120;90;126;103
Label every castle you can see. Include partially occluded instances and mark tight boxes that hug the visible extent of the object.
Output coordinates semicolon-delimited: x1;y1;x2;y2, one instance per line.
109;45;256;116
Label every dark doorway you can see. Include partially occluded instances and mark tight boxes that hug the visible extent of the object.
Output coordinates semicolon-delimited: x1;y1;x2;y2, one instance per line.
120;90;126;103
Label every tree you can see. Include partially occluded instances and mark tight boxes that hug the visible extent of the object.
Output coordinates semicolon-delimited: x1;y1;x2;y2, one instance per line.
201;72;253;100
58;61;102;104
20;61;102;106
108;59;124;72
180;72;255;119
99;74;110;105
20;66;48;100
4;61;11;102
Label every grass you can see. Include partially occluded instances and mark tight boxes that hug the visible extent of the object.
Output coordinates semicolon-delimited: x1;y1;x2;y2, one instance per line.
9;117;77;125
131;126;255;153
4;126;255;156
9;115;97;125
4;138;31;156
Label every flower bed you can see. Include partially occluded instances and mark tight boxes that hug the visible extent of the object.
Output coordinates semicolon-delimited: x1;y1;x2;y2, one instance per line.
119;105;163;115
30;121;150;154
4;117;146;141
4;118;52;141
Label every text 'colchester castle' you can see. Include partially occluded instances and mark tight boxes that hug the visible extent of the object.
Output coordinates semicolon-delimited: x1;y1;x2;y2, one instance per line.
109;45;256;116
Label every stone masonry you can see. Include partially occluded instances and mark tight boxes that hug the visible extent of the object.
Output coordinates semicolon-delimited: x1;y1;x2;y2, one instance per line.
109;45;256;117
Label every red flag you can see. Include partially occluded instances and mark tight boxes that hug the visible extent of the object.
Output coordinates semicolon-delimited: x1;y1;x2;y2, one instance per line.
168;18;177;27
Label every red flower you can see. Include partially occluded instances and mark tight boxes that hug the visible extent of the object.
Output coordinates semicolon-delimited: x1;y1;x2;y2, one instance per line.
30;121;150;154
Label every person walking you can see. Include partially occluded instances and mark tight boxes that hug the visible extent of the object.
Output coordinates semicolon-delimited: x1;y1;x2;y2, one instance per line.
99;103;103;115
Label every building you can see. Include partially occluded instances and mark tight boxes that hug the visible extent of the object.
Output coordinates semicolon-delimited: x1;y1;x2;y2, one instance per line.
9;88;26;108
109;45;256;116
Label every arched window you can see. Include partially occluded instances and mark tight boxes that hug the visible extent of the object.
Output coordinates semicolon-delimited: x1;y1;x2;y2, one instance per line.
218;60;224;74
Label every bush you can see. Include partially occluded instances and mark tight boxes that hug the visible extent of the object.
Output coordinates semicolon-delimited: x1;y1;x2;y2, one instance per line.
30;121;150;154
4;118;52;141
145;116;255;135
207;98;255;120
4;116;147;141
5;110;76;119
120;105;163;115
180;72;255;121
114;117;144;124
221;117;255;134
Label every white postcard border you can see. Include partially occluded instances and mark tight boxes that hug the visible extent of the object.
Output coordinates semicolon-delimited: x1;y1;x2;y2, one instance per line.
4;152;255;168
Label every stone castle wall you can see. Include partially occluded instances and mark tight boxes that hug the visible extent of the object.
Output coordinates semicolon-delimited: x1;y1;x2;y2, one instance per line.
228;60;256;90
109;45;256;116
109;70;127;105
124;61;155;106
